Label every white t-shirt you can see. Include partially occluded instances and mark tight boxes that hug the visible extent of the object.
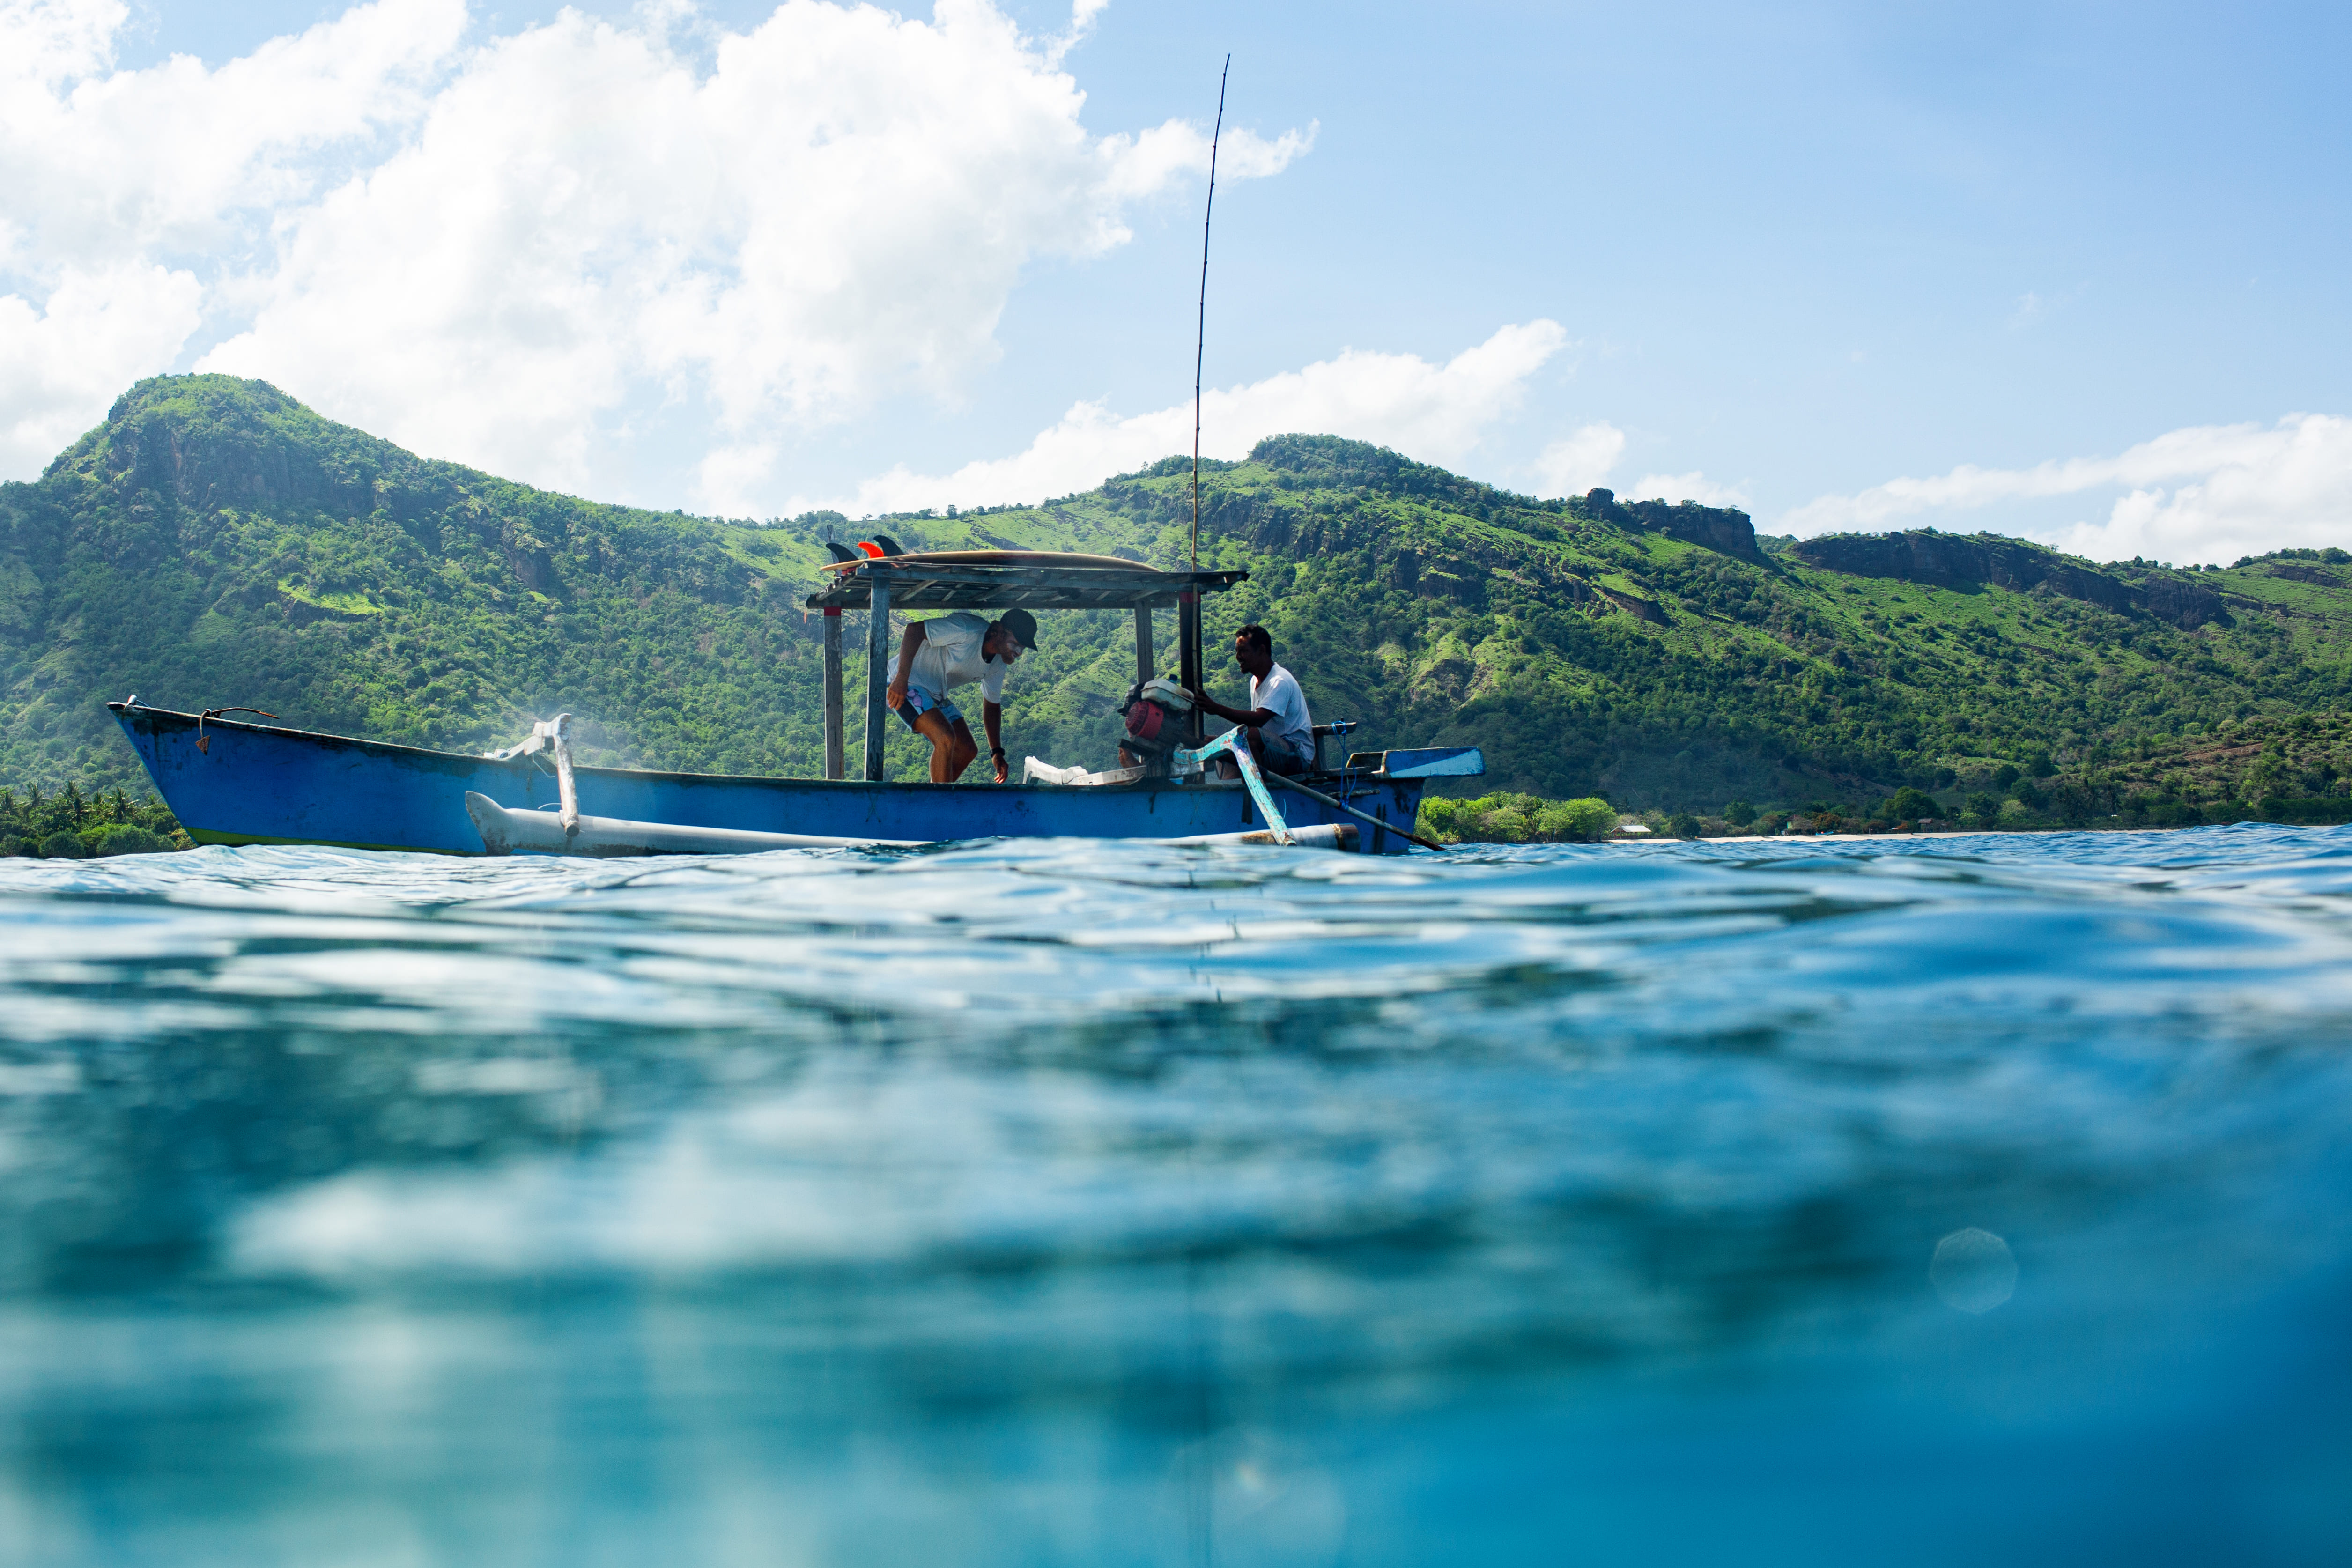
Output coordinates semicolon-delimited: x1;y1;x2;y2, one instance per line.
909;612;1009;703
1249;661;1314;759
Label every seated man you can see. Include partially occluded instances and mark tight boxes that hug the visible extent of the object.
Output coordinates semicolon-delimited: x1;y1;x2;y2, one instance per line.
884;608;1038;783
1188;623;1314;777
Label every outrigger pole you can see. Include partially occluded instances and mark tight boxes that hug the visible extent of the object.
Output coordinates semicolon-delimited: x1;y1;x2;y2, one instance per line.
1182;56;1229;741
1190;54;1226;574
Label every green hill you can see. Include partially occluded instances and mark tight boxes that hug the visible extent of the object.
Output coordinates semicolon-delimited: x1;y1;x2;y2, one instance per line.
4;374;2350;818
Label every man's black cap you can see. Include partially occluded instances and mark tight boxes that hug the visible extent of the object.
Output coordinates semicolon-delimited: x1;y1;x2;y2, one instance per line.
998;608;1040;650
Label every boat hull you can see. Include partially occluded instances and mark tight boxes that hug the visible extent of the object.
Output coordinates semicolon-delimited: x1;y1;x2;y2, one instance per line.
111;704;1442;855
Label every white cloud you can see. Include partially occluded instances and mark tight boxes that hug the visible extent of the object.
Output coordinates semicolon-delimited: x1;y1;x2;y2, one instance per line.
0;261;203;474
1525;424;1753;512
1045;0;1109;64
1782;414;2352;564
0;0;126;87
817;319;1567;516
1;0;468;268
1529;421;1623;496
0;0;1309;492
1628;470;1750;509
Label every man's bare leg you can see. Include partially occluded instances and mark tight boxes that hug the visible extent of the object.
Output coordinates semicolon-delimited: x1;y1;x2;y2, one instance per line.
911;709;959;782
944;719;979;781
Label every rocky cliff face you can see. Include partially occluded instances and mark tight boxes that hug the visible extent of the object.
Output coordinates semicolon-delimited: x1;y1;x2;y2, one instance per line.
2134;574;2232;630
1627;498;1765;563
1575;489;1764;563
1786;531;2228;629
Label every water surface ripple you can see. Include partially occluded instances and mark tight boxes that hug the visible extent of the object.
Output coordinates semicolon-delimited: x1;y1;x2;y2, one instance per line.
2;826;2349;1565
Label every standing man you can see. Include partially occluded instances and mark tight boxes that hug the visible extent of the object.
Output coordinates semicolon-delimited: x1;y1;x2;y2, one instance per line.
885;608;1038;783
1188;623;1315;776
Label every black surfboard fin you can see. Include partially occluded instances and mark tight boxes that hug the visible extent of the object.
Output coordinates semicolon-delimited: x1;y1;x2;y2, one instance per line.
824;541;858;563
872;534;904;556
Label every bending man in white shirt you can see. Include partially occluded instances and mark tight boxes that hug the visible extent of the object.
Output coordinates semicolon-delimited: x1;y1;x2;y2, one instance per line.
884;608;1038;783
1187;623;1316;777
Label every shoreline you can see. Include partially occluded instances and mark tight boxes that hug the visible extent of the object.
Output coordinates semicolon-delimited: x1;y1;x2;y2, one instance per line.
1598;821;2345;846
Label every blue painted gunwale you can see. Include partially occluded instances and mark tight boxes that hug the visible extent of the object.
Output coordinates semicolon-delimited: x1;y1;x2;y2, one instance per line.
111;703;1439;856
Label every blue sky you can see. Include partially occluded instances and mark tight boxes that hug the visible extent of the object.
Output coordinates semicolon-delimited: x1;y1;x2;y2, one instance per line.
7;0;2347;562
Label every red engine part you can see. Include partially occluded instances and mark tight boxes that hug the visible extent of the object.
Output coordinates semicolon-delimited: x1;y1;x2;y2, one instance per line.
1124;701;1166;743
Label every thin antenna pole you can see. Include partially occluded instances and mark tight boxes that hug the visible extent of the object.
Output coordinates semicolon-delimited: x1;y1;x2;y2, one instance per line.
1191;55;1228;573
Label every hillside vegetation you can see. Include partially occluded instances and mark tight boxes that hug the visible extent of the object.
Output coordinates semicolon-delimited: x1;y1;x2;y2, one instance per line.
4;375;2350;823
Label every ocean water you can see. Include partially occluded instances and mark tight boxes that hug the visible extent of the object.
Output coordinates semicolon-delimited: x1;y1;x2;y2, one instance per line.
2;826;2350;1566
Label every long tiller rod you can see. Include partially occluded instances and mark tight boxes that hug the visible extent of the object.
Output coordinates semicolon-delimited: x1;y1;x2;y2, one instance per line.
1190;55;1228;573
1265;770;1451;853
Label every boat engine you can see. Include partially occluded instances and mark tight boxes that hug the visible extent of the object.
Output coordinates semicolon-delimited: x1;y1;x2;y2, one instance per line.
1119;676;1193;751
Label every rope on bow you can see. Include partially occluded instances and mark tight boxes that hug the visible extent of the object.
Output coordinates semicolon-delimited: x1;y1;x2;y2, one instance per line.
196;707;279;755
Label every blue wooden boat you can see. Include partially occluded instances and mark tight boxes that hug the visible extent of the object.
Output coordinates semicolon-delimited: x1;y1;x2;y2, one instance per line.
111;551;1481;856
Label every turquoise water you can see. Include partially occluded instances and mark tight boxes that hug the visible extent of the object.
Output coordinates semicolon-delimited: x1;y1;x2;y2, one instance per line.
2;826;2349;1565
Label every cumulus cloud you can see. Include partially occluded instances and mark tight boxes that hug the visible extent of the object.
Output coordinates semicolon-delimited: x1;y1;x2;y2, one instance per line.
1783;414;2352;564
1045;0;1109;64
820;319;1567;516
0;0;126;87
0;261;203;474
1523;427;1751;510
1528;421;1624;497
1627;470;1750;509
0;0;1308;493
1;0;468;266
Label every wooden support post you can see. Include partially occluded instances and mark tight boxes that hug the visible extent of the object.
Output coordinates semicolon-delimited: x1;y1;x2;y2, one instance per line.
864;579;891;782
822;607;844;780
1134;604;1163;778
1177;590;1203;742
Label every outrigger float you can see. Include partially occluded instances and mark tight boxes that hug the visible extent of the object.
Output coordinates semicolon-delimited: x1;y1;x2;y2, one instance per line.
111;550;1482;857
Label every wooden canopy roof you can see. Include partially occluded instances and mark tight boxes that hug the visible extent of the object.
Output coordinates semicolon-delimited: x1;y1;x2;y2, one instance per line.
805;551;1248;613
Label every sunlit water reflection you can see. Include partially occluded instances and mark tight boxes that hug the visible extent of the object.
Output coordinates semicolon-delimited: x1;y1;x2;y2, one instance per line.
3;826;2351;1563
